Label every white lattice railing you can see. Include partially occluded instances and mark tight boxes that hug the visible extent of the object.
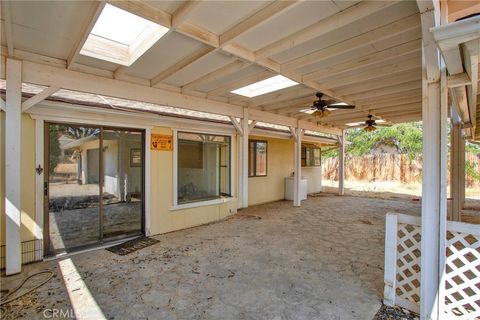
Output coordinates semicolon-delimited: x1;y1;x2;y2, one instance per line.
383;213;480;319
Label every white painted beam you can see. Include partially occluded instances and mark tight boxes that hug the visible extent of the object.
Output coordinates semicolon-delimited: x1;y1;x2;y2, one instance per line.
67;1;106;69
22;86;60;112
5;58;22;275
1;1;14;57
21;59;342;136
255;0;401;60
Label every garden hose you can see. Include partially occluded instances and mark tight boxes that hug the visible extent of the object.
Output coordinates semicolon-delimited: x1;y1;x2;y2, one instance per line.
0;270;54;318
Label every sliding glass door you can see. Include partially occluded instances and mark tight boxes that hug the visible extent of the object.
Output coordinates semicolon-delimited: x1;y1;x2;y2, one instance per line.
101;129;143;239
45;123;144;255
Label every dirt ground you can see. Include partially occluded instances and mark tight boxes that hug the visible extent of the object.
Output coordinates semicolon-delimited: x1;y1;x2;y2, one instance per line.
1;192;477;320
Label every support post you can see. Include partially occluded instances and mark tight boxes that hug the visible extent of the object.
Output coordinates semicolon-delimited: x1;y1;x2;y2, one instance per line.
458;137;465;209
419;6;447;317
450;108;462;221
34;119;44;256
241;108;249;208
384;213;398;307
5;58;22;275
338;133;345;196
293;127;302;207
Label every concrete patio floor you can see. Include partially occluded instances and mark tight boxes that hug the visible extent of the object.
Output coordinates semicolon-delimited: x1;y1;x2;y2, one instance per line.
1;194;424;320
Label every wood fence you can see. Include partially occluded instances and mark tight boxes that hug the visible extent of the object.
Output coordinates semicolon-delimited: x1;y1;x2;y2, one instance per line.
322;153;480;187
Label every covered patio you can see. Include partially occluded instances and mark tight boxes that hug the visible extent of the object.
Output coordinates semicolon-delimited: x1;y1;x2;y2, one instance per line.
1;194;423;320
1;0;479;319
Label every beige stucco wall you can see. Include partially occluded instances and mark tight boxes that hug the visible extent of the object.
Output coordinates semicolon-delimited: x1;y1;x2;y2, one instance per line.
148;127;237;235
247;135;323;206
0;118;324;250
248;136;294;206
0;113;37;247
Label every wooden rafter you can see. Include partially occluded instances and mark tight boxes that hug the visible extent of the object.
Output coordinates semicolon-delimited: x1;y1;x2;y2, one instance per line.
304;39;422;82
181;60;248;92
321;54;422;89
219;0;298;46
172;1;200;28
333;69;421;96
150;47;214;86
255;0;402;60
1;1;14;56
206;70;274;98
67;1;106;69
282;13;421;72
149;0;296;87
262;95;313;112
345;81;421;101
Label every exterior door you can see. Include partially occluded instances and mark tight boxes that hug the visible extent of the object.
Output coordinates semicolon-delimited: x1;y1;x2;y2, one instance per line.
45;123;101;255
45;123;144;256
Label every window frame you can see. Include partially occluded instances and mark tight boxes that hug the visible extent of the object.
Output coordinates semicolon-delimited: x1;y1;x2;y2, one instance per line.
172;129;234;210
301;145;322;167
248;139;268;177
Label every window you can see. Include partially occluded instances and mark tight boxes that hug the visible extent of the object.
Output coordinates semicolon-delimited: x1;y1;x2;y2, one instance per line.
302;146;321;167
177;132;231;204
249;140;267;177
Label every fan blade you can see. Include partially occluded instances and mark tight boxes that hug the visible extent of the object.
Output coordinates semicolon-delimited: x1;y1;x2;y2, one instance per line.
375;123;392;127
326;104;355;109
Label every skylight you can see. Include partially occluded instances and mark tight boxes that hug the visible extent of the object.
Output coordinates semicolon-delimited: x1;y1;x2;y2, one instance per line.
91;4;153;45
80;4;169;66
231;75;298;98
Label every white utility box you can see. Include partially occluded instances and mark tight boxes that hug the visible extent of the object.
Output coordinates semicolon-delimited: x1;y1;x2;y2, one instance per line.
284;177;307;201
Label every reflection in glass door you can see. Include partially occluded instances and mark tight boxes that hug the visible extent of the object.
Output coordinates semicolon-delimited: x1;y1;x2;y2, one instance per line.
46;124;144;255
102;129;143;239
46;124;101;254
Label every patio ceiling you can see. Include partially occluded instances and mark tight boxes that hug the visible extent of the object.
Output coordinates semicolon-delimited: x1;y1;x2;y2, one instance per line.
0;0;423;132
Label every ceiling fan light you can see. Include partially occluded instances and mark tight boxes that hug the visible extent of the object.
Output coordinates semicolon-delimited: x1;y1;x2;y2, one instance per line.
313;110;324;118
323;109;331;117
364;125;376;132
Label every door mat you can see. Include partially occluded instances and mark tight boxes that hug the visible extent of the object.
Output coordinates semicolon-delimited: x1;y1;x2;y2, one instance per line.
106;237;159;256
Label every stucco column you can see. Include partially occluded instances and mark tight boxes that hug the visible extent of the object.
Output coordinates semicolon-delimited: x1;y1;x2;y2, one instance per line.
5;58;22;275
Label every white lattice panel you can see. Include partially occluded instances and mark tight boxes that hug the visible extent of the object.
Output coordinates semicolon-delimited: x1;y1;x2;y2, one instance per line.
443;229;480;319
396;222;422;305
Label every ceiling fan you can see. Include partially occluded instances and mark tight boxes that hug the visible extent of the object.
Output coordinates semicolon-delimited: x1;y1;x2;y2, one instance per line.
299;92;355;118
346;114;391;132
